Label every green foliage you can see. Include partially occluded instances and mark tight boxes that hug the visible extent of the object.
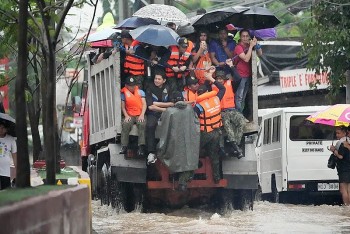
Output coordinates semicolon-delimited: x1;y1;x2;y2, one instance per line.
302;1;350;96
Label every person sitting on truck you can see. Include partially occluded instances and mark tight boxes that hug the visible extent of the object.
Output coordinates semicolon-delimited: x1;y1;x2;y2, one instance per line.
329;126;350;206
232;29;262;112
160;37;193;91
193;66;226;183
121;30;148;89
119;76;147;157
157;91;200;191
183;76;200;105
145;69;174;164
212;69;245;159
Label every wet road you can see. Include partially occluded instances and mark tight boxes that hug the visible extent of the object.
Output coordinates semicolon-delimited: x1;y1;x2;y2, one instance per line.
92;200;350;233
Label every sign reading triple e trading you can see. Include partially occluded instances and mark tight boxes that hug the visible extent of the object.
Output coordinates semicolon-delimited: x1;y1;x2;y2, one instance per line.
279;68;329;93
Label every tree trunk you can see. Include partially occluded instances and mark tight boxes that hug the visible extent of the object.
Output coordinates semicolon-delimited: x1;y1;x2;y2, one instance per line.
45;53;57;185
16;0;30;187
27;99;42;162
346;70;350;104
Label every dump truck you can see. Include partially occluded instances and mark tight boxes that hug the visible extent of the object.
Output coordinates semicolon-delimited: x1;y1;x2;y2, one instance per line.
79;51;260;212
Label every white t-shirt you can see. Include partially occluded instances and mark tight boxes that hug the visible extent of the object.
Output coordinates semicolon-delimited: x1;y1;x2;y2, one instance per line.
0;135;17;177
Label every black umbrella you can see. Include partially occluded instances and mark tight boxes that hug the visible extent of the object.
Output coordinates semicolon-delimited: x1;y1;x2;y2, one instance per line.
130;25;179;47
192;6;248;31
0;113;16;137
228;6;281;30
114;16;160;30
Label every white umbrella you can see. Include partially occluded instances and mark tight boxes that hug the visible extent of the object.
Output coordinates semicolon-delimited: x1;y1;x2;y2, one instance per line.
0;113;16;137
86;28;120;42
133;4;189;25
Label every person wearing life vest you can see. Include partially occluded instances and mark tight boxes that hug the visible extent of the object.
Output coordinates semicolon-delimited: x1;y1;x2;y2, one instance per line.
193;66;226;184
192;29;212;85
212;69;246;159
119;76;147;157
162;37;193;91
183;76;199;105
121;30;148;89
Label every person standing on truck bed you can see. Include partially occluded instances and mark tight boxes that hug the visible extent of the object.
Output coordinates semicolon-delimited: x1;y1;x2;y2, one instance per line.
232;29;262;112
330;126;350;206
121;30;148;89
119;76;147;157
145;69;174;164
161;37;193;92
193;66;225;183
211;68;245;159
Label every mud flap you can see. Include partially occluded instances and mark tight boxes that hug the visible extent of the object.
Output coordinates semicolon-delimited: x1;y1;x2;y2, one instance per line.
108;144;147;183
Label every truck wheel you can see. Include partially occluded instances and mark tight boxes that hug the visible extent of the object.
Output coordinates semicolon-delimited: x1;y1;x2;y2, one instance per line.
271;178;279;203
255;185;262;202
131;183;146;212
234;189;254;211
100;163;110;206
219;189;234;214
110;177;127;212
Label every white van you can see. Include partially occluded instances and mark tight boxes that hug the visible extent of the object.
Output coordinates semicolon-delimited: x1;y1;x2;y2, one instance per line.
256;106;339;202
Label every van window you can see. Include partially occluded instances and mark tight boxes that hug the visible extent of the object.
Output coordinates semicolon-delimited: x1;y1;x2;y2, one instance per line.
263;118;271;145
289;115;334;141
272;116;281;142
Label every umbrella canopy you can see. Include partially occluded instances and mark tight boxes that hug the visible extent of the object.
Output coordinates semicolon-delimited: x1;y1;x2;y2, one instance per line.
87;28;120;42
228;6;281;30
115;16;160;29
192;6;247;30
133;4;189;24
0;113;16;137
130;25;179;47
306;104;350;127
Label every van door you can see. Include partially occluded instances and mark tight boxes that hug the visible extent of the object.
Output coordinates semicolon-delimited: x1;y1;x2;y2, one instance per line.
286;113;338;184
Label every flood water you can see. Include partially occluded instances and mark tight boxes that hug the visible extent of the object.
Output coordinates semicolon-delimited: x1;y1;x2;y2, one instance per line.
92;200;350;233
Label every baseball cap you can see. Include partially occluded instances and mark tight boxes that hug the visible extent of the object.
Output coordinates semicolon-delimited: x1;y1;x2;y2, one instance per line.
215;70;226;79
125;76;137;86
197;84;208;95
186;76;199;86
177;37;189;48
120;29;132;39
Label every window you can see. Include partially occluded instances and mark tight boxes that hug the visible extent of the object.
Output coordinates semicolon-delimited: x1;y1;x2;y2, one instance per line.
289;115;335;141
272;116;281;143
263;118;271;145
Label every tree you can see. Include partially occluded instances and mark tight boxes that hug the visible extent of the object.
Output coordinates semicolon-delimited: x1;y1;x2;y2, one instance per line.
302;1;350;99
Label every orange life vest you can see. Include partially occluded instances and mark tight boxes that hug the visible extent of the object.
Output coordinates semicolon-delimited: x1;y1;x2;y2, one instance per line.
121;86;143;116
212;80;235;110
194;52;211;85
165;41;193;79
183;87;197;103
124;40;145;76
198;96;222;132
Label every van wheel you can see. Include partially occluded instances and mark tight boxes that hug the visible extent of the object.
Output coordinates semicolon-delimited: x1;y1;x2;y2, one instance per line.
234;189;254;211
271;178;279;203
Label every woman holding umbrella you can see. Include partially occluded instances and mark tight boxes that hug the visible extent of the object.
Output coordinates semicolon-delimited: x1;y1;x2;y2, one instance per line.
329;126;350;206
0;121;17;190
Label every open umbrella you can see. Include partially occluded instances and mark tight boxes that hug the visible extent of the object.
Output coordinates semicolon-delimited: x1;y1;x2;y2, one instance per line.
87;28;120;42
228;6;281;30
0;113;16;137
306;104;350;127
192;6;248;30
130;25;179;47
133;4;189;25
115;16;160;29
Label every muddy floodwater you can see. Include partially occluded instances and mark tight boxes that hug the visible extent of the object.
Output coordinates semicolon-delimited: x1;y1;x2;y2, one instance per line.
92;200;350;233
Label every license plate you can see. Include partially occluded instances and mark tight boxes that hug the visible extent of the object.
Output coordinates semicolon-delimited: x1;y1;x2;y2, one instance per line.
317;183;339;191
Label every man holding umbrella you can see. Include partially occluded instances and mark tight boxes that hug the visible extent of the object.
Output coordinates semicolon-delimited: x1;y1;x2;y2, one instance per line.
0;121;17;190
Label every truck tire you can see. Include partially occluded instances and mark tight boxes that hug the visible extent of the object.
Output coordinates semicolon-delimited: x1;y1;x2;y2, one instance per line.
234;189;254;211
271;177;279;203
219;189;234;214
100;163;110;206
110;178;127;212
